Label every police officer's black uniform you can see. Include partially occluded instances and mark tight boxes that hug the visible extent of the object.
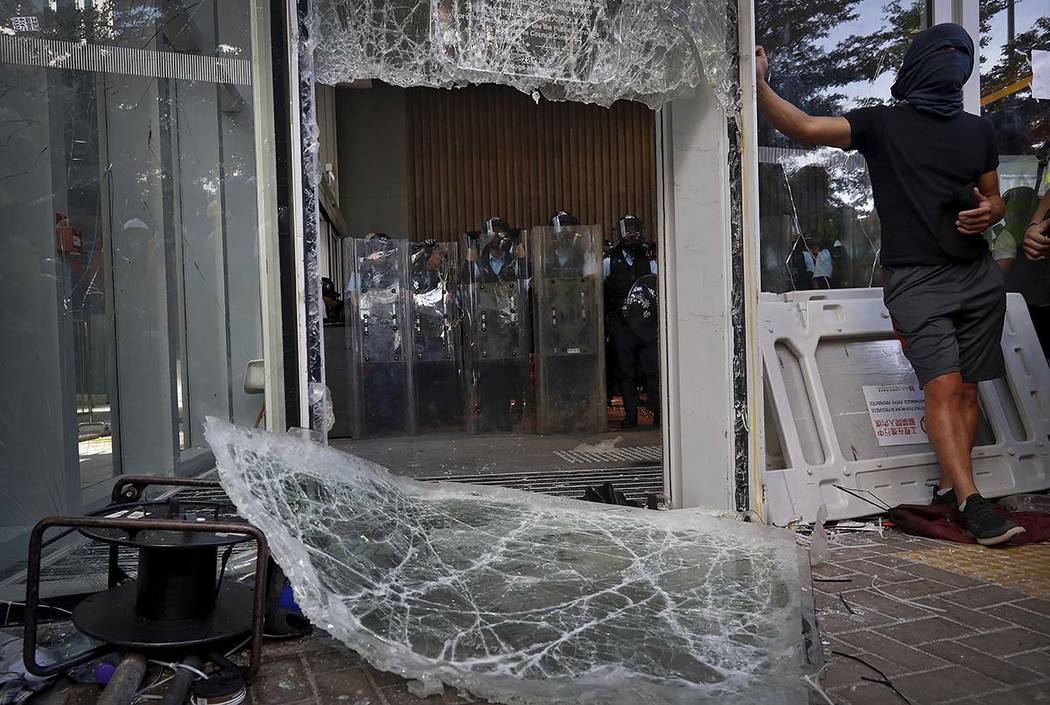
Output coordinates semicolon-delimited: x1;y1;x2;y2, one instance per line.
604;216;659;428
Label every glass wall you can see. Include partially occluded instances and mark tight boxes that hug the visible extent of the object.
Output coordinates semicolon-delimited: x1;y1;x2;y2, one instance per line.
980;0;1050;353
0;0;269;572
756;0;928;293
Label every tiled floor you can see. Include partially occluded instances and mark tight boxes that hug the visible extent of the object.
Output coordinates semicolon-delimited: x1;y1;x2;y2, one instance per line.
31;529;1050;705
811;531;1050;705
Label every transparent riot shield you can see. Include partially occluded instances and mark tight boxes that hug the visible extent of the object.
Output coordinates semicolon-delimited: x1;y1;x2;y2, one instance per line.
408;240;463;434
462;230;534;434
343;237;413;438
531;225;606;434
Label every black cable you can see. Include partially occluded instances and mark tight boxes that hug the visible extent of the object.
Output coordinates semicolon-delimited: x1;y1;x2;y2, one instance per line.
830;650;916;705
215;545;234;599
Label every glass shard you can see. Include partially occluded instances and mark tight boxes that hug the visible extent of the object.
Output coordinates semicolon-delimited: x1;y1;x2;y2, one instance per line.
310;0;736;110
206;418;809;704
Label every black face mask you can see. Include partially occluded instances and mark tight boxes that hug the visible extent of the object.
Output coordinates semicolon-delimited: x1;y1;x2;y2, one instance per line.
891;23;974;118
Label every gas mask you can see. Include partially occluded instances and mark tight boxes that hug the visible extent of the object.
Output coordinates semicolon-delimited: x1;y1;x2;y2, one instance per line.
621;233;644;257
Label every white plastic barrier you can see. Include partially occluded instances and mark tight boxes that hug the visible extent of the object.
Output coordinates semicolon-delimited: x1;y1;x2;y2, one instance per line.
760;288;1050;524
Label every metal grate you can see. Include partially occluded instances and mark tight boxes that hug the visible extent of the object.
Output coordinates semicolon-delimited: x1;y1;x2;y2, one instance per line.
416;466;664;502
554;445;662;465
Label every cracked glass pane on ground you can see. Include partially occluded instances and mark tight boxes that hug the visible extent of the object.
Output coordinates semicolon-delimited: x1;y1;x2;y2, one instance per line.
207;418;809;704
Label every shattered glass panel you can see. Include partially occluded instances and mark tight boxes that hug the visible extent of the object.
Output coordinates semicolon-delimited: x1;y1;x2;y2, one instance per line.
312;0;736;109
756;0;928;292
207;418;810;704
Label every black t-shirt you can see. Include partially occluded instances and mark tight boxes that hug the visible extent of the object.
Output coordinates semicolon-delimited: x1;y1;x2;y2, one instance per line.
846;105;999;266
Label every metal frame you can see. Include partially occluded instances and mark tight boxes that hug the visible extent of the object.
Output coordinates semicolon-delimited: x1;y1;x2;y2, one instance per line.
22;513;269;681
737;0;764;515
252;0;287;433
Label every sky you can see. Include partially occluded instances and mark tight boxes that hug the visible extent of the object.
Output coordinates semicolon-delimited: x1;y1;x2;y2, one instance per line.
814;0;1047;109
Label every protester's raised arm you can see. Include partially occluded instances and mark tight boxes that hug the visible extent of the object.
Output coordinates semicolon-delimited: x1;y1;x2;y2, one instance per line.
755;46;852;150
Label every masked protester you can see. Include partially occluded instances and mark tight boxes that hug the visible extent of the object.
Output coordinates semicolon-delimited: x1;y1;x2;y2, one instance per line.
756;24;1021;545
603;215;659;429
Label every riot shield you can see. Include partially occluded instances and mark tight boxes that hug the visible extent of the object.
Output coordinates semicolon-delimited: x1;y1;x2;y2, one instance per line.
343;237;413;438
462;230;534;433
408;240;464;434
531;225;606;434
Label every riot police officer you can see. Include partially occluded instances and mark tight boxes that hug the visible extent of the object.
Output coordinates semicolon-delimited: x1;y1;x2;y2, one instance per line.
410;238;463;433
603;215;659;429
548;212;587;275
464;218;532;432
531;212;605;433
344;232;411;437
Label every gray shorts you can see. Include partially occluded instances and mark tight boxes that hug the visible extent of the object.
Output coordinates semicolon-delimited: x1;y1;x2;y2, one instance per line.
882;256;1006;388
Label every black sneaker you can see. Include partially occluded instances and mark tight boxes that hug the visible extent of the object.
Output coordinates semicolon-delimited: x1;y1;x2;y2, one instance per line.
931;487;957;507
961;494;1026;546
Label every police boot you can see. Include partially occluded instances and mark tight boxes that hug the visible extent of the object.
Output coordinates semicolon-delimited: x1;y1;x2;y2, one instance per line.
622;409;638;429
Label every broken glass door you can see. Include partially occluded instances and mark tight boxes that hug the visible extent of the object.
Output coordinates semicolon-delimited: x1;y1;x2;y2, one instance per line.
0;0;270;575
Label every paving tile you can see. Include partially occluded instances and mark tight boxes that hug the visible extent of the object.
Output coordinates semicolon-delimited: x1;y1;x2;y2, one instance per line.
813;575;866;595
984;603;1050;636
1011;649;1050;677
865;554;917;568
818;607;898;635
812;562;854;579
1017;599;1050;617
877;579;955;600
820;654;888;690
367;665;410;688
915;597;1014;631
828;544;883;559
251;657;315;704
300;639;364;673
835;630;948;672
312;666;382;704
957;627;1050;656
993;681;1050;705
832;679;913;705
922;640;1043;685
838;559;917;584
813;591;839;613
942;585;1029;609
892;665;1002;703
840;589;930;620
823;651;906;684
875;616;976;645
863;543;909;556
263;634;322;658
379;683;466;704
895;562;982;589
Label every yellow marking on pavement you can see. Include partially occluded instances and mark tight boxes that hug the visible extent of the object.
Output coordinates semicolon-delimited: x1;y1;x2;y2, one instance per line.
898;542;1050;600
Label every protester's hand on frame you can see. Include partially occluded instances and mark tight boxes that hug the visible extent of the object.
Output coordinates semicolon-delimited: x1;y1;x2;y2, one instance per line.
1023;219;1050;261
956;188;996;235
755;46;769;83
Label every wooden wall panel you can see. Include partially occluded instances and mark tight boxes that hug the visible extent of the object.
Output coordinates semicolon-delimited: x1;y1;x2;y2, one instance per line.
406;84;657;242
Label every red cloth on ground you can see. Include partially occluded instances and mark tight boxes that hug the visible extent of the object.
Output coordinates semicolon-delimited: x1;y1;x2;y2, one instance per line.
888;501;1050;544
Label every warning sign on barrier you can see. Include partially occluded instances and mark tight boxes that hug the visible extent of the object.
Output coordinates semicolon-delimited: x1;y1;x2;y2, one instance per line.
862;383;929;446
